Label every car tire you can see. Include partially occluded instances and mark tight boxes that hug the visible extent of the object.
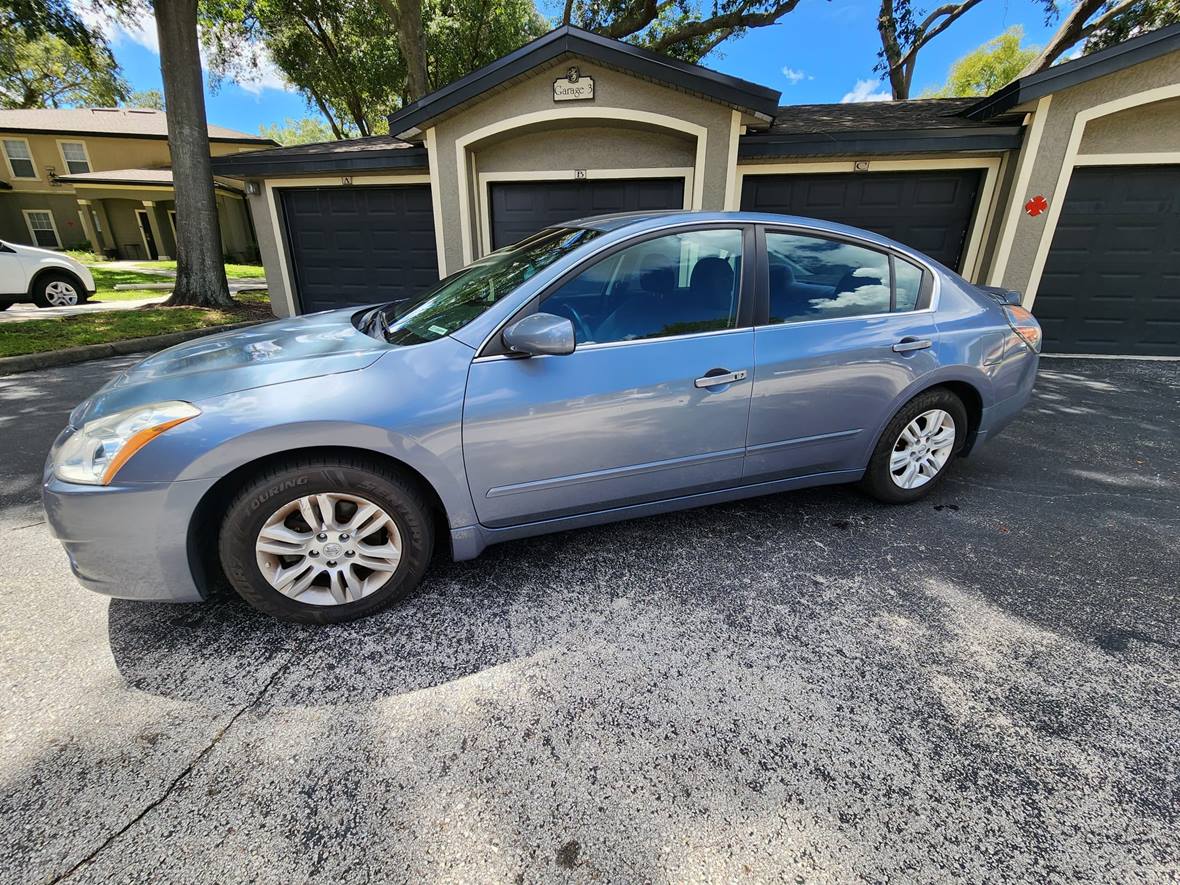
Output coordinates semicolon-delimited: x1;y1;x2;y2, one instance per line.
32;272;88;308
218;456;435;624
860;387;968;504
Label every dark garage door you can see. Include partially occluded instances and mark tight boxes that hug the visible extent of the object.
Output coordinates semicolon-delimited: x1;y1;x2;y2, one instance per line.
281;185;439;313
489;178;685;250
1035;165;1180;356
740;170;983;271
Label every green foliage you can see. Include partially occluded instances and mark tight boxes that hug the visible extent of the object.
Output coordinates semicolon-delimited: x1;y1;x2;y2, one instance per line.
1084;0;1180;53
0;301;270;358
924;27;1038;97
201;0;547;138
126;88;166;110
260;116;338;146
0;28;129;108
566;0;801;62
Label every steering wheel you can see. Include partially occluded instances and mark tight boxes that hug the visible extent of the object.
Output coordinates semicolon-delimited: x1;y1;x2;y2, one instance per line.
553;303;594;343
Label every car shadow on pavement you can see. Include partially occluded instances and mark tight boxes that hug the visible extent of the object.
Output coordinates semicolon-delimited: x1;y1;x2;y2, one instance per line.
103;535;622;712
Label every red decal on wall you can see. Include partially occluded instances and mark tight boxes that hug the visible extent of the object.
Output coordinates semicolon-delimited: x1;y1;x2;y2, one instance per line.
1025;195;1048;217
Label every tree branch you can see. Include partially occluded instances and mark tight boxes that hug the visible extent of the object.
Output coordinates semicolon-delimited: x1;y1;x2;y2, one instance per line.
1077;0;1140;41
562;0;574;26
1019;0;1105;75
903;0;984;64
601;0;660;39
647;0;804;53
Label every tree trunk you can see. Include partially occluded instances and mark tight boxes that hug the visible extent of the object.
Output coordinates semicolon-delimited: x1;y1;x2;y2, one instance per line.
155;0;231;307
377;0;430;102
878;0;908;99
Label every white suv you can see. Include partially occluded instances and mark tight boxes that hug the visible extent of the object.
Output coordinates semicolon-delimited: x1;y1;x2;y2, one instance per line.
0;240;96;310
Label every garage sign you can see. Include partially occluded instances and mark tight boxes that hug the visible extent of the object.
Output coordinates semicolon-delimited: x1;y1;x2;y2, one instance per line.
554;66;594;102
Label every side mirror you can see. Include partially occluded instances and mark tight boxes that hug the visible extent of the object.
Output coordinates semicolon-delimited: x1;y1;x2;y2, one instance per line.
502;312;576;357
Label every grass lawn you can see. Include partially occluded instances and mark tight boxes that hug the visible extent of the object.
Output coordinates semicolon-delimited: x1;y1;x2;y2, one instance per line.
0;298;273;359
135;260;266;280
87;265;172;303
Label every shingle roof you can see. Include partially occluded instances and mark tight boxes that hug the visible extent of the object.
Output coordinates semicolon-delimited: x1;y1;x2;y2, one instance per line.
55;166;244;192
385;25;781;136
211;135;428;177
766;98;980;135
965;21;1180;120
0;108;273;143
56;167;175;184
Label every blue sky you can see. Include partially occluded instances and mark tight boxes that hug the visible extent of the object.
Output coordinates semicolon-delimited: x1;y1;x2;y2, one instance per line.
98;1;1061;136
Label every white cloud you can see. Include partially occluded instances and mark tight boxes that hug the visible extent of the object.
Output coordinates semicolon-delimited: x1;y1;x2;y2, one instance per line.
75;2;291;95
781;67;811;85
840;79;892;103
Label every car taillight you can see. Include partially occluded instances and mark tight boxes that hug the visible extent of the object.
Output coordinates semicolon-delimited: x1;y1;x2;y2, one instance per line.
1002;305;1043;353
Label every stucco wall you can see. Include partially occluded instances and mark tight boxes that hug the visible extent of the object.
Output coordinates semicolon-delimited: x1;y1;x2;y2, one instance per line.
427;56;738;272
476;125;695;173
1;132;259;194
247;188;291;316
986;51;1180;302
1078;95;1180;153
0;192;89;248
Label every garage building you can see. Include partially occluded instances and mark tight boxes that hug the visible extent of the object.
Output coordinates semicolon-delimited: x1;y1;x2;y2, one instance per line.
212;24;1180;356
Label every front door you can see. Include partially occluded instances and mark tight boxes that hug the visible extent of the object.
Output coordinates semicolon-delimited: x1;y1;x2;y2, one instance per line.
464;226;754;527
745;227;941;482
135;209;159;260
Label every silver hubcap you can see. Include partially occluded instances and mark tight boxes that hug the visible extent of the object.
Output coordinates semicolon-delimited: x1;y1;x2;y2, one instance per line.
890;409;956;490
254;493;403;606
45;281;79;306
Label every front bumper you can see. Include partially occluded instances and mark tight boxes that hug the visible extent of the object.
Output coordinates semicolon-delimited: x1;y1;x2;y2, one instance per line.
42;467;216;604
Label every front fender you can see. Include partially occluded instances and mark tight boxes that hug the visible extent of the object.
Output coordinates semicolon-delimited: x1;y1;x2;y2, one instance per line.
111;339;478;528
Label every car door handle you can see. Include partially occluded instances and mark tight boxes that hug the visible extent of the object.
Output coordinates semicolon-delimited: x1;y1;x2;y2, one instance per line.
695;368;747;388
892;338;932;353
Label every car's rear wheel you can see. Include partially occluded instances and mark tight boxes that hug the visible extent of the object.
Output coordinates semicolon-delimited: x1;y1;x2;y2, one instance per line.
860;388;967;504
218;456;434;624
32;273;87;308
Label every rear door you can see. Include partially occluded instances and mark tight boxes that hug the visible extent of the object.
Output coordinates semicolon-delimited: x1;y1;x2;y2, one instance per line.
463;226;755;527
745;226;941;482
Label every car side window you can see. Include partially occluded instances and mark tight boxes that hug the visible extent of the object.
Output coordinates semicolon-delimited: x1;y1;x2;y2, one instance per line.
765;231;919;324
894;257;923;312
542;228;742;345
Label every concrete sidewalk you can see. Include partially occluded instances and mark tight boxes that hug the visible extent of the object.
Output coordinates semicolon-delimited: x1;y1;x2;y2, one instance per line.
0;297;163;322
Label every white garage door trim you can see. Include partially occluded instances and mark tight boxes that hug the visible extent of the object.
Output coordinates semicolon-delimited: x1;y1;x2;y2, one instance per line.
263;174;434;318
475;167;695;255
734;157;1001;282
1025;82;1180;308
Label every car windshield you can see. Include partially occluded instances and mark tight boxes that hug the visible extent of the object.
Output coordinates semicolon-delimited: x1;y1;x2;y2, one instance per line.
360;227;601;346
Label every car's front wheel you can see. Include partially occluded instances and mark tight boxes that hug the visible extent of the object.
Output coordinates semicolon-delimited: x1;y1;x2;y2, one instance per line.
860;388;967;504
32;273;88;308
219;456;434;624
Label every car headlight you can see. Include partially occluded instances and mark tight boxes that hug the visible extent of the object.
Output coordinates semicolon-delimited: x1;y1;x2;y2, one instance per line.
55;401;200;485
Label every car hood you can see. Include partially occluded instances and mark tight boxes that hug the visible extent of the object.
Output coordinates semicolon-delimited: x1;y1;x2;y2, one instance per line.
72;309;389;425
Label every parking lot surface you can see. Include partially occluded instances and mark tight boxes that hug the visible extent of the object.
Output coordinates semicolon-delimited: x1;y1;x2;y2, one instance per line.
1;355;1177;883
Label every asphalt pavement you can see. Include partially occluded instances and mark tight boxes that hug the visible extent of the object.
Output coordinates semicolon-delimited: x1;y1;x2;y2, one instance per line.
0;355;1177;883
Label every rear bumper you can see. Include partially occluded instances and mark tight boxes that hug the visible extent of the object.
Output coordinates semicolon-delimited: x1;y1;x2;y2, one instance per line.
42;468;215;604
972;348;1039;450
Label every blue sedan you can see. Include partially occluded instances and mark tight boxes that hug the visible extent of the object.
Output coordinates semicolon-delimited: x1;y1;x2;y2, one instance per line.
43;212;1042;623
